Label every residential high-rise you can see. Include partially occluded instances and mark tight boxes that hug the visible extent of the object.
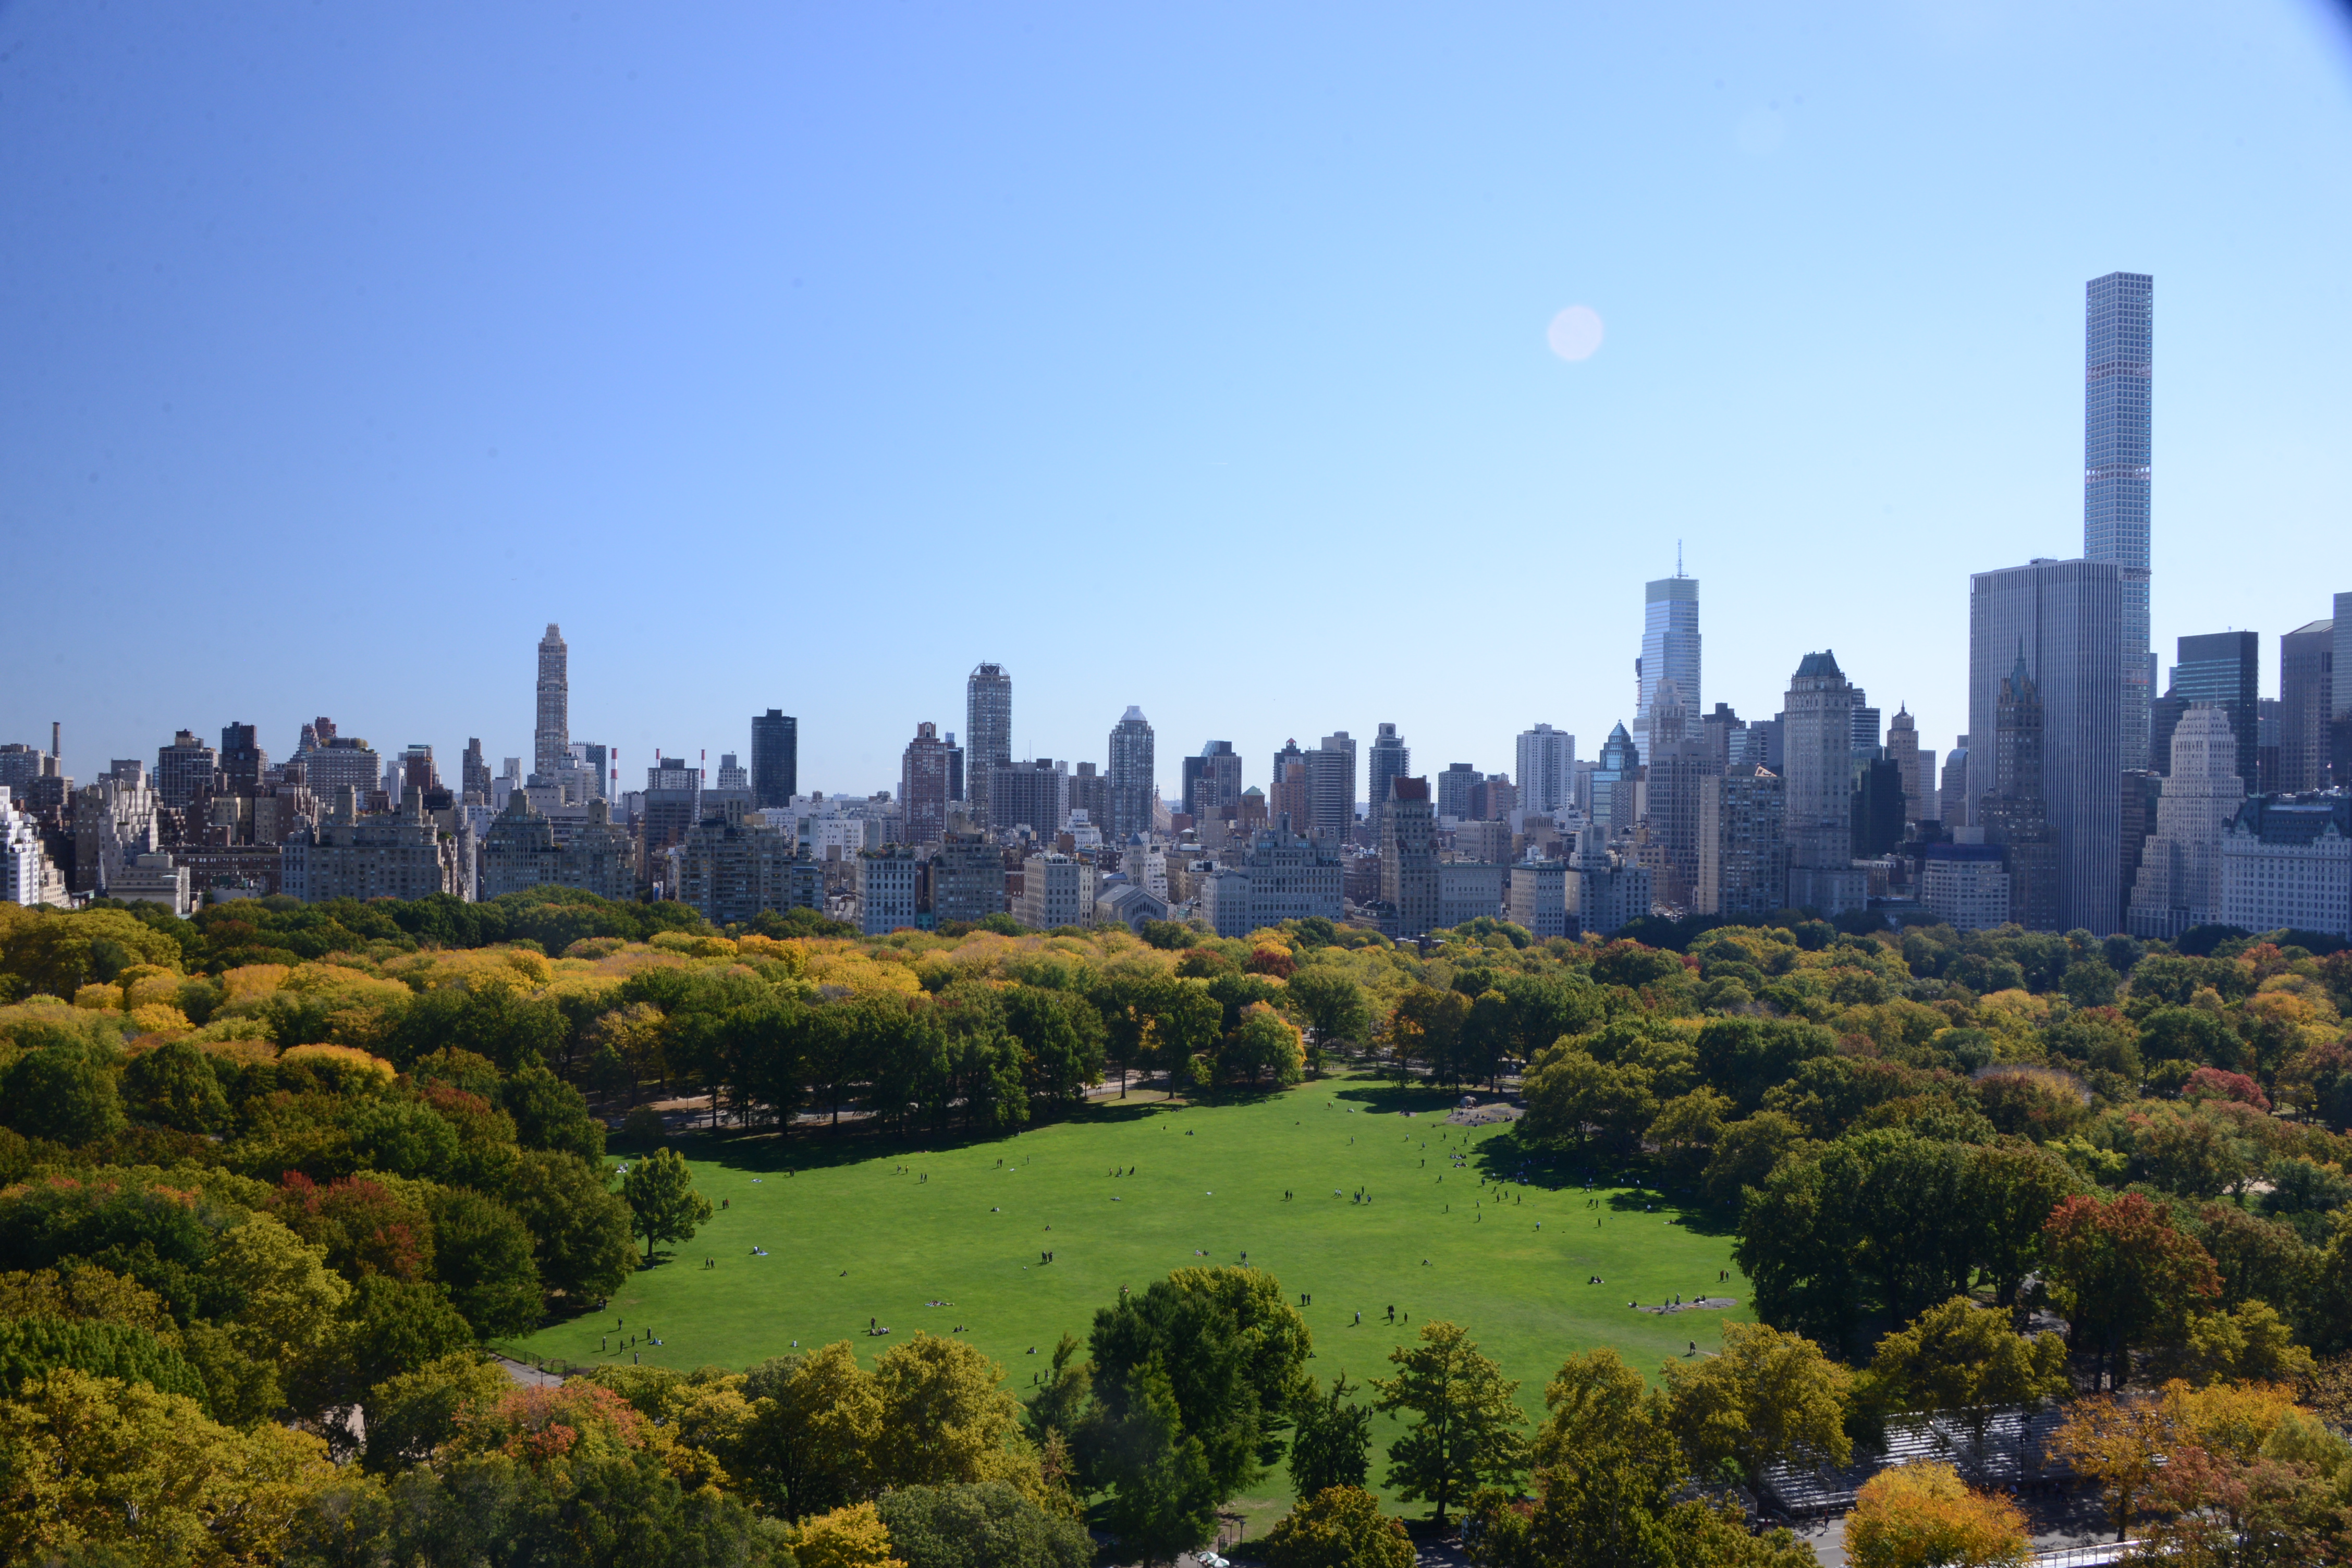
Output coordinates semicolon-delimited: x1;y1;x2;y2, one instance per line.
1884;706;1936;824
1591;723;1639;837
1067;761;1108;835
1968;558;2126;934
155;730;218;810
1515;725;1575;817
1645;725;1720;912
1181;741;1243;824
990;758;1068;842
751;710;799;809
1697;766;1786;918
1366;724;1410;840
900;722;953;846
640;753;703;865
219;724;266;796
1567;820;1651;938
1940;743;1970;830
1436;763;1479;823
1781;651;1865;915
461;739;492;805
534;624;569;783
1107;706;1155;844
2127;705;2245;939
1379;777;1438;937
1305;732;1357;847
1633;571;1700;764
2337;593;2352;786
2084;272;2154;770
1979;653;2061;932
2170;632;2260;789
965;665;1012;828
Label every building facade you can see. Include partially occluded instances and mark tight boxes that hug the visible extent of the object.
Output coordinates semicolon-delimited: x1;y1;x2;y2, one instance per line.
990;758;1068;842
2280;622;2333;793
1107;706;1156;845
2219;794;2351;940
1697;766;1786;918
1305;732;1356;847
534;623;569;782
1515;725;1575;818
1782;651;1866;915
1197;829;1343;937
1379;777;1439;937
1366;723;1410;842
1015;852;1096;931
1920;843;2013;932
480;791;636;901
1968;558;2126;934
1591;722;1639;839
899;722;953;847
1438;862;1507;930
751;710;799;809
2083;271;2154;770
1634;572;1700;765
929;828;1007;925
1507;860;1568;939
1567;824;1651;938
284;790;470;903
2126;705;2245;939
1885;706;1937;824
1182;741;1243;824
855;844;920;935
964;665;1012;826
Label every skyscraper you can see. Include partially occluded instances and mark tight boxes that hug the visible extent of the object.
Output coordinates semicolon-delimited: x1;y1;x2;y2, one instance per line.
751;710;798;809
1515;725;1575;817
2169;632;2259;789
2084;272;2154;770
1884;706;1936;824
2281;620;2334;793
2337;593;2352;787
2127;704;2245;939
965;665;1012;828
1781;652;1865;915
1968;558;2126;934
534;624;569;783
1979;653;2060;930
1633;571;1700;764
1366;724;1410;840
1181;741;1242;824
1379;777;1438;937
1107;706;1155;844
1591;723;1639;837
1305;732;1357;847
900;722;952;846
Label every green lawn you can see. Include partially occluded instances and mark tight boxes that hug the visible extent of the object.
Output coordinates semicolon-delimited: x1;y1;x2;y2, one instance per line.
510;1073;1749;1525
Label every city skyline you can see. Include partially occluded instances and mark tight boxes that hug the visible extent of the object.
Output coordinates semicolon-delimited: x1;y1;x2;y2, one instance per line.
4;5;2348;794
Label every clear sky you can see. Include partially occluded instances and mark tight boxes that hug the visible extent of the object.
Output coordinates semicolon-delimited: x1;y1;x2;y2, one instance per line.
5;2;2349;799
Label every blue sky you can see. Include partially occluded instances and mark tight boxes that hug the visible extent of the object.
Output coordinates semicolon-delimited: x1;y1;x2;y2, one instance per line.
4;2;2349;799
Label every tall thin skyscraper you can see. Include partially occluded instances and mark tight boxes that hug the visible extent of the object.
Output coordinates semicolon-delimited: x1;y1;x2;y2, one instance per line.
1633;571;1700;764
1107;706;1155;843
751;709;798;808
534;624;569;783
1968;558;2126;934
2084;272;2154;770
1515;725;1576;817
1366;724;1410;840
965;664;1012;825
1305;732;1356;846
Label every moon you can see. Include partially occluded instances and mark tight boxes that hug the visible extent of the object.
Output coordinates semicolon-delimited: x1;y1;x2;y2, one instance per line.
1547;305;1605;362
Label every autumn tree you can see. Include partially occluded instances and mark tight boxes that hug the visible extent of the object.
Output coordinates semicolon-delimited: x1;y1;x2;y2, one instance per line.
1844;1462;2030;1568
1865;1298;2069;1479
1660;1321;1853;1494
2041;1193;2221;1385
1264;1485;1415;1568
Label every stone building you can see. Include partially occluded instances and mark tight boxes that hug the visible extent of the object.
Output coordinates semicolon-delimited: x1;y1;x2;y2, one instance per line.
856;844;920;935
929;827;1007;926
1016;851;1096;931
283;788;470;903
2219;793;2351;940
479;791;636;901
1566;824;1651;939
1697;766;1786;918
2127;705;2245;939
1198;828;1342;938
1379;777;1439;937
1507;859;1569;939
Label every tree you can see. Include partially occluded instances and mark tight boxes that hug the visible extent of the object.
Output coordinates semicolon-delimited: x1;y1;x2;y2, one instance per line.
308;1273;479;1420
874;1481;1093;1568
1864;1298;2069;1479
2;1043;126;1147
506;1148;638;1305
1091;1355;1218;1565
1702;1111;1810;1207
1647;1088;1731;1179
0;1315;208;1405
427;1187;543;1338
0;1366;339;1565
1520;1044;1658;1155
1289;1371;1376;1498
1389;986;1472;1087
739;1342;883;1520
2045;1394;2170;1542
1263;1485;1415;1568
1844;1462;2030;1568
360;1350;509;1473
1227;1002;1306;1087
1963;1142;2081;1313
2041;1192;2221;1384
1285;965;1373;1057
122;1038;229;1133
867;1332;1026;1493
1660;1321;1852;1494
1371;1319;1528;1526
1002;986;1105;1113
500;1063;607;1162
621;1146;713;1263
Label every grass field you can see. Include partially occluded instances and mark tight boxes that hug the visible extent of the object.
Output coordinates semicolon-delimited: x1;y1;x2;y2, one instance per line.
509;1073;1750;1525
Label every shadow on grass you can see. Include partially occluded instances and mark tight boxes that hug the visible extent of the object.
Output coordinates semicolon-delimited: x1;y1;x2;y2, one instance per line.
629;1092;1203;1174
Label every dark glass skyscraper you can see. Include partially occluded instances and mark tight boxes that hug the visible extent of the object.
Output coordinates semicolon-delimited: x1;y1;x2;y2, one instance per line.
2169;632;2259;789
751;709;798;809
2083;272;2153;770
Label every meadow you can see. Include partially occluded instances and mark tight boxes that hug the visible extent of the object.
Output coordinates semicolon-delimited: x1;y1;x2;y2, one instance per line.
512;1072;1748;1520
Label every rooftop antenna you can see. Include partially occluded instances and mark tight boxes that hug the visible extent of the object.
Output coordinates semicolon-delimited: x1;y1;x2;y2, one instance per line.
1676;540;1684;577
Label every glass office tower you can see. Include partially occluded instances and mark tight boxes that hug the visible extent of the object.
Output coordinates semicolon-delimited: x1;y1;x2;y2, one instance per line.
2084;272;2153;770
1633;572;1700;764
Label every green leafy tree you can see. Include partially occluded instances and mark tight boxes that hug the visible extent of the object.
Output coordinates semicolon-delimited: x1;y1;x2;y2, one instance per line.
875;1481;1095;1568
2041;1192;2221;1385
1289;1371;1375;1498
0;1314;209;1404
620;1146;713;1263
1264;1485;1415;1568
1227;1003;1306;1087
360;1350;509;1473
426;1189;543;1337
1660;1321;1853;1494
506;1149;636;1305
500;1063;607;1162
2;1043;126;1147
121;1038;229;1133
1371;1319;1528;1526
1092;1354;1218;1565
1284;964;1373;1057
1864;1297;2069;1478
1702;1111;1811;1207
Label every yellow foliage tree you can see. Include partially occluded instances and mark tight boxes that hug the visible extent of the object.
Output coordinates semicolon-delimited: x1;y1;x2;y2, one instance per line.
790;1501;905;1568
1845;1462;2029;1568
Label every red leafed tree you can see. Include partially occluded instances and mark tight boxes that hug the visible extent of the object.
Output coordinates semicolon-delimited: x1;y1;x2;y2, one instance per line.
2041;1192;2220;1386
